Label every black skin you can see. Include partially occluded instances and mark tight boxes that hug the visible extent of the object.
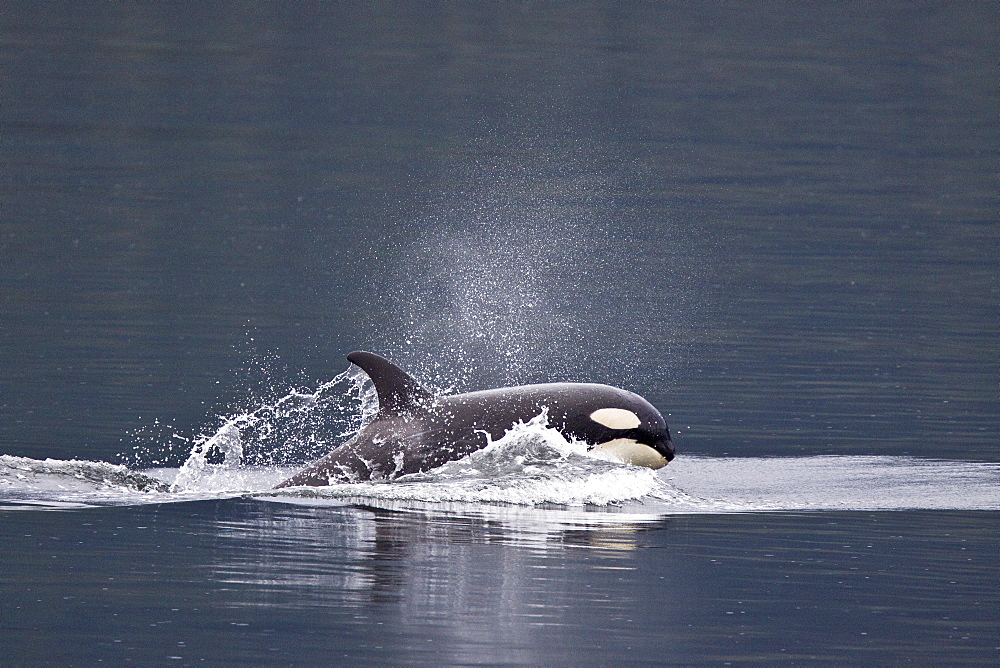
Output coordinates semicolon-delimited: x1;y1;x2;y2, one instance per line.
275;352;675;487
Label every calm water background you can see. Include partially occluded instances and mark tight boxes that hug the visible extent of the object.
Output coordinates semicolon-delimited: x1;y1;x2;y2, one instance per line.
2;2;998;664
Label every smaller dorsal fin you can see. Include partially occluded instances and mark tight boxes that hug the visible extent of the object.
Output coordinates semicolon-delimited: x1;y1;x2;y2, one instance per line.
347;351;434;414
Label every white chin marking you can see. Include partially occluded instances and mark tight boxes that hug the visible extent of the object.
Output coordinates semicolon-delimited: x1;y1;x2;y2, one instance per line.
591;438;668;470
589;407;642;430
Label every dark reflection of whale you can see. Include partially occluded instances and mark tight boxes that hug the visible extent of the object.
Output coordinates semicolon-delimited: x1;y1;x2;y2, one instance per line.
211;500;667;608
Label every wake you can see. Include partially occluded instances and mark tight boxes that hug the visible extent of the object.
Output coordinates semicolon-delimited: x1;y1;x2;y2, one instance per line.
2;432;998;514
3;369;997;514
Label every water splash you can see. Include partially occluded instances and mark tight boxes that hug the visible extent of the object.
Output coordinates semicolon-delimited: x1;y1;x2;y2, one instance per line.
4;371;998;513
273;413;679;507
4;444;1000;514
169;365;377;491
171;422;244;491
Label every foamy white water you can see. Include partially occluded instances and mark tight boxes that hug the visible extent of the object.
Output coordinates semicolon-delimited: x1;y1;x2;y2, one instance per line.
2;420;998;514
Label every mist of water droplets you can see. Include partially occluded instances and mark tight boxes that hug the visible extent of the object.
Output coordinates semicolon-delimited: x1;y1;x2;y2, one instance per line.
365;133;706;394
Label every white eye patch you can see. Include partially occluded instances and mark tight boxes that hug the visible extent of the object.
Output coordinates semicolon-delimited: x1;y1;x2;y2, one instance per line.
589;407;641;430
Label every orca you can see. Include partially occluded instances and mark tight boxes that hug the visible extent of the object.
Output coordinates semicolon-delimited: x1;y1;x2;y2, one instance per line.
275;351;675;487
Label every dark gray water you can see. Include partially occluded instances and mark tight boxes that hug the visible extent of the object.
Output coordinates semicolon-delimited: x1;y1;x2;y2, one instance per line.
2;2;998;664
4;503;999;664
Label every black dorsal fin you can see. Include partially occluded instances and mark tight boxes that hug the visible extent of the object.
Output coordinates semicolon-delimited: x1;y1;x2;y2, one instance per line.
347;351;434;414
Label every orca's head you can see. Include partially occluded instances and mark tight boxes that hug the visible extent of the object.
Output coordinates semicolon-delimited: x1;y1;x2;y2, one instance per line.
556;386;676;469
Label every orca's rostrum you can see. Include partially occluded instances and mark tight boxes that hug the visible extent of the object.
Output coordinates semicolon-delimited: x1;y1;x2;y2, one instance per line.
275;351;675;487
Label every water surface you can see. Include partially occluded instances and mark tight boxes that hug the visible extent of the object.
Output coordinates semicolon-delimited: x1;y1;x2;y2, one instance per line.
2;1;998;664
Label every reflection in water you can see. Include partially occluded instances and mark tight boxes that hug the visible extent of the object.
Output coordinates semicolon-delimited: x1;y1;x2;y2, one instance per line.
210;505;373;603
207;502;661;662
212;502;652;601
3;500;997;664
